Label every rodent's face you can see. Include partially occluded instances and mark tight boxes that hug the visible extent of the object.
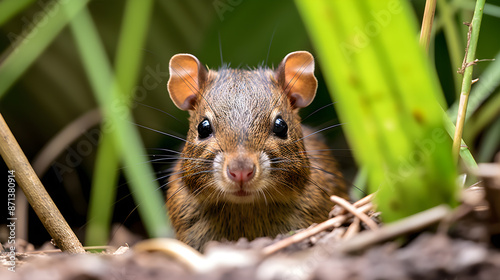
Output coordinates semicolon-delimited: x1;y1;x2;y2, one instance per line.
168;52;318;204
182;69;309;203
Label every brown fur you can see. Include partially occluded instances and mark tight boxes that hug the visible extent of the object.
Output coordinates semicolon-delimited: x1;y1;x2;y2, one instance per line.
166;54;349;251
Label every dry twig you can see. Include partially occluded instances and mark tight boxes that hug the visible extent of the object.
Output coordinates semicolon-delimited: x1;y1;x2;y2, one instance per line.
343;217;360;240
330;195;378;231
0;113;85;253
339;205;451;253
262;201;374;256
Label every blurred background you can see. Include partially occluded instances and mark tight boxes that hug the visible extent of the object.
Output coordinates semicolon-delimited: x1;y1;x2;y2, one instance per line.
0;0;499;248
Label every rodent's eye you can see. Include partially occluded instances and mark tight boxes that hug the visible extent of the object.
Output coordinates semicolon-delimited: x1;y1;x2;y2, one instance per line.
273;116;288;139
197;118;213;139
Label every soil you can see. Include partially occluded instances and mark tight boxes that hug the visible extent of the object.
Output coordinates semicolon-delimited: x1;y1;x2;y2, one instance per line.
2;214;500;280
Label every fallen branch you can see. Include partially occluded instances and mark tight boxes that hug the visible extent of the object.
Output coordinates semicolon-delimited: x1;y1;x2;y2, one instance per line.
0;113;85;253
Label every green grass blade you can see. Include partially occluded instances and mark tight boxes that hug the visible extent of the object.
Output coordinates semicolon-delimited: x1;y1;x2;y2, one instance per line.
0;0;36;26
113;0;155;100
86;134;119;246
67;3;170;242
86;0;170;245
296;0;459;222
66;7;117;246
0;0;89;98
111;0;171;239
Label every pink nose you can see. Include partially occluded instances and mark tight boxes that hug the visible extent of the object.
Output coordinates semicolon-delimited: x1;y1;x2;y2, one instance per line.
227;166;255;183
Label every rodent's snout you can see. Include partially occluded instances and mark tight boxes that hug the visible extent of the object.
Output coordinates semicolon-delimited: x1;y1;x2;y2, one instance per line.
215;150;271;203
226;157;255;184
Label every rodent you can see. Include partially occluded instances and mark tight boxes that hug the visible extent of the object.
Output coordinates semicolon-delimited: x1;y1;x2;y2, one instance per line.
165;51;349;251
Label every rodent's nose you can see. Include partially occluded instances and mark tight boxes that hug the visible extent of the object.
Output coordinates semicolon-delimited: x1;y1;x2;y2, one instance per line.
227;159;255;183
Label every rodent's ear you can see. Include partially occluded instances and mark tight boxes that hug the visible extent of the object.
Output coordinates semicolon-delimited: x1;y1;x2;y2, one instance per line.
275;51;318;108
168;54;207;110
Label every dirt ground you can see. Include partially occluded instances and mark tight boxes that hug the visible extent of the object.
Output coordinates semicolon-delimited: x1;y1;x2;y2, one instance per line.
2;209;500;280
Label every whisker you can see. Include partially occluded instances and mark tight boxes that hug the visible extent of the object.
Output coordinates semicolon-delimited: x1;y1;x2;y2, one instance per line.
135;102;182;123
301;102;336;123
304;177;333;197
146;155;213;164
165;184;186;202
165;170;217;201
259;189;268;206
134;123;218;157
299;148;352;153
267;167;291;172
294;123;344;143
263;187;277;204
146;148;184;155
271;177;304;196
218;32;224;66
308;165;341;178
109;204;140;242
134;122;190;143
191;179;217;199
267;157;365;196
155;166;173;175
268;159;298;165
305;156;346;163
265;26;277;67
265;123;345;156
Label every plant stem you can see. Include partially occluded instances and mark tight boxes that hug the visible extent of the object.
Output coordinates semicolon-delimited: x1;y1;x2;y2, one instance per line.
453;0;486;161
448;50;500;124
420;0;437;53
443;110;478;169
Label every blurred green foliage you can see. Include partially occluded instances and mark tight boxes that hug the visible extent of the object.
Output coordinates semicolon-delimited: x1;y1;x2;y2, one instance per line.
297;0;460;222
0;0;499;246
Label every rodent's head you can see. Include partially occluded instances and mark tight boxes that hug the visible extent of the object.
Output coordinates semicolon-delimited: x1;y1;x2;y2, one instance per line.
168;51;318;204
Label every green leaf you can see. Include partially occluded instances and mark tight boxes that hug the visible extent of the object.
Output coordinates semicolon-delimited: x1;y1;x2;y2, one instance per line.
296;0;459;222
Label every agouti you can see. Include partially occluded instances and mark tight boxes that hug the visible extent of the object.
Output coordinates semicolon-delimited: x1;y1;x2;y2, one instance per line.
166;51;349;251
